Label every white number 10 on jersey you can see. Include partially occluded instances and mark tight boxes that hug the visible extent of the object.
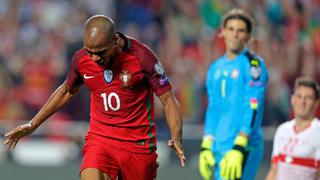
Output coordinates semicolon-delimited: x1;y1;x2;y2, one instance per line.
101;92;120;111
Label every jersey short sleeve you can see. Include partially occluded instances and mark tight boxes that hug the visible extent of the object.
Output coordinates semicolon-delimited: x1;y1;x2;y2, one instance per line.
65;52;84;88
271;125;282;164
240;52;269;135
312;121;320;166
134;44;171;97
149;60;171;96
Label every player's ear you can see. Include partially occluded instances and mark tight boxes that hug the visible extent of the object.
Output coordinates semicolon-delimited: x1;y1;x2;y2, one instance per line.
314;98;320;108
290;94;295;107
219;28;225;38
113;34;119;45
246;34;252;43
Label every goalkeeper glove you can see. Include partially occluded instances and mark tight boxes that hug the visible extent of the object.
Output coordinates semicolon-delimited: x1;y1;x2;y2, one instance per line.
220;135;248;180
199;136;215;180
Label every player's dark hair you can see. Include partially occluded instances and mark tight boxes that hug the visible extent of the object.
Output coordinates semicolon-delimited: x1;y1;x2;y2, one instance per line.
221;9;254;34
294;77;320;99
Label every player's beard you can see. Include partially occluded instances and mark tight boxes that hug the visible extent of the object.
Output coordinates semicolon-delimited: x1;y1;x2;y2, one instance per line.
229;41;244;54
97;47;118;67
96;59;107;66
96;55;113;67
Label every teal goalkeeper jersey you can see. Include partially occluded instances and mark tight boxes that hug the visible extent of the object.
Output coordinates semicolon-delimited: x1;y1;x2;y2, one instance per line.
204;48;269;152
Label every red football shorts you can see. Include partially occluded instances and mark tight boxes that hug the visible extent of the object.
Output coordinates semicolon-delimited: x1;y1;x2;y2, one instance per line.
80;135;159;180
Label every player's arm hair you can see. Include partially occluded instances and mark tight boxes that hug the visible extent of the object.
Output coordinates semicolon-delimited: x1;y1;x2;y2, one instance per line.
265;163;277;180
158;90;183;141
30;82;81;128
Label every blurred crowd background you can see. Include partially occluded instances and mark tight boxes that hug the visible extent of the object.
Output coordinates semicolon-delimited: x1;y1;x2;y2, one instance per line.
1;0;320;125
0;0;320;179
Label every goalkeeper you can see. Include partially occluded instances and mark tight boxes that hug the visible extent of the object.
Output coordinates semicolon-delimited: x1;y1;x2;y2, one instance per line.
199;9;269;180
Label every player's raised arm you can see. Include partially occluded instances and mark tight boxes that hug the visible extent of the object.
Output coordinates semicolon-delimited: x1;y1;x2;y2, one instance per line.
4;82;81;149
158;90;186;167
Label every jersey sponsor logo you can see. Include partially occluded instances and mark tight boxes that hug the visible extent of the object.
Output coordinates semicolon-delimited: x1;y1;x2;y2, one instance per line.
120;70;131;87
83;73;95;79
154;61;165;75
103;70;113;83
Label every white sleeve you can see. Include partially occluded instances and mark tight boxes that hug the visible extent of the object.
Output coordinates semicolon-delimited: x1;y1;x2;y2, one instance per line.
314;131;320;161
311;123;320;169
271;127;281;160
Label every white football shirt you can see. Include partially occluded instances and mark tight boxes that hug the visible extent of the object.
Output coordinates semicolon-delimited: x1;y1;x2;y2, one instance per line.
271;118;320;180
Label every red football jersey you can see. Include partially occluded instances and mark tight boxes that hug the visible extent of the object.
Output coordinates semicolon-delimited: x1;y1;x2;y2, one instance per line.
65;33;172;153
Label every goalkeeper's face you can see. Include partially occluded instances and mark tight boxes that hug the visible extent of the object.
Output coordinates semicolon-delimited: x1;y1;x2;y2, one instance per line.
291;86;319;120
222;19;251;54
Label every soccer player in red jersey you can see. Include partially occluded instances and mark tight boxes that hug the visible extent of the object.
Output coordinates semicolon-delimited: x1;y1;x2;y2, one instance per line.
4;15;186;180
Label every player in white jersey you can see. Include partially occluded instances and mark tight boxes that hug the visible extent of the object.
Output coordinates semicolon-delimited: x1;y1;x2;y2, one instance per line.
266;77;320;180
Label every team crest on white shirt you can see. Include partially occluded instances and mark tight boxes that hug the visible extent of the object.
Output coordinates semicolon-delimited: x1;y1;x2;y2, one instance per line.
103;70;113;83
120;70;131;87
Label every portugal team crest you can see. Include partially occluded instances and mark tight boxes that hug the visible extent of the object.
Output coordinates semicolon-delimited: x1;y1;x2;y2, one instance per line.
103;70;113;83
120;70;131;87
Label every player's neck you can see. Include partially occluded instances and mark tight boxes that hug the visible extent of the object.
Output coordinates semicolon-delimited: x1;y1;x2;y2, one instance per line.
118;37;125;51
226;52;237;60
294;117;314;133
116;36;125;54
225;49;241;60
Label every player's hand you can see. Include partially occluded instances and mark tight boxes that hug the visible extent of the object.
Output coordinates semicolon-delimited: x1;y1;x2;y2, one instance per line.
199;149;215;180
4;123;36;149
220;149;244;180
199;136;215;180
220;135;248;180
168;139;186;167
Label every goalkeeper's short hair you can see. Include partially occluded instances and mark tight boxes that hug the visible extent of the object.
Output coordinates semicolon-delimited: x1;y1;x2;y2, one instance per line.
221;8;254;34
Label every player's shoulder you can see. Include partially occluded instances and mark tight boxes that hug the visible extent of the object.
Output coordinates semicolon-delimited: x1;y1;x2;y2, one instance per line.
241;49;268;81
208;56;225;71
122;33;157;61
313;117;320;122
72;48;89;62
242;49;264;62
311;118;320;145
311;118;320;129
119;33;159;71
277;119;295;132
242;49;267;68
